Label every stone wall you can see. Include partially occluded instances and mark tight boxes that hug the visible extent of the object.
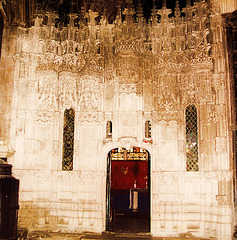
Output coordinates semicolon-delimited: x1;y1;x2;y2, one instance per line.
0;0;234;239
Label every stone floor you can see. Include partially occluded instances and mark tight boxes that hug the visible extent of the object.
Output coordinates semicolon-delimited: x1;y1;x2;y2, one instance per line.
24;231;212;240
18;213;221;240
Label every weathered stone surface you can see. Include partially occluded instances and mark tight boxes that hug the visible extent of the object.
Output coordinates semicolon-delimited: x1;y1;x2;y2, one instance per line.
0;1;236;240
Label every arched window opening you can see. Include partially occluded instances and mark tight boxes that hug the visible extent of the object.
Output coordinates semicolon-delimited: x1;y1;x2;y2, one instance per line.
106;121;112;138
145;120;151;139
186;105;198;171
62;108;75;171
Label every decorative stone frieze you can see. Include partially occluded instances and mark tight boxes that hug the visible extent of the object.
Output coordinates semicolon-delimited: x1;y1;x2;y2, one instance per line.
119;84;137;95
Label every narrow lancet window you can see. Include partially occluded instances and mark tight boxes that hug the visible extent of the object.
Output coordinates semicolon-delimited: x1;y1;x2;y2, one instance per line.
106;121;112;138
145;121;151;139
186;105;198;171
62;108;75;171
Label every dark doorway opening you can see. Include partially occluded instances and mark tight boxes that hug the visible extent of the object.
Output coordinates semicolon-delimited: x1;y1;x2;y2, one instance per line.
106;147;150;233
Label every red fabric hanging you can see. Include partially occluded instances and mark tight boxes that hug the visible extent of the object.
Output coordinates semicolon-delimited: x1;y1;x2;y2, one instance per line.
111;160;148;190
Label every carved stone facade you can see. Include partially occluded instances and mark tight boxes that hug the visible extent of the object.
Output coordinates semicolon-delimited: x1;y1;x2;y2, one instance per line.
0;0;236;239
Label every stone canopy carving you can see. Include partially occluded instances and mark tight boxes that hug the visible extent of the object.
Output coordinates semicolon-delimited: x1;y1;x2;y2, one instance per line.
14;0;224;125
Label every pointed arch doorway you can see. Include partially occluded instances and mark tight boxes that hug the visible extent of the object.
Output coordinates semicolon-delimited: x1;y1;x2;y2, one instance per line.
106;147;151;233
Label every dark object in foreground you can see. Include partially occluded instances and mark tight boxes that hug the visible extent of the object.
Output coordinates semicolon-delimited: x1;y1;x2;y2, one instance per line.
0;159;19;240
234;224;237;238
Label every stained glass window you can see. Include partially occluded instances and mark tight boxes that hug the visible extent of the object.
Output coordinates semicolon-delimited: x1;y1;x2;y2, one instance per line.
106;121;112;138
186;105;198;171
145;121;151;139
110;147;147;161
62;108;75;171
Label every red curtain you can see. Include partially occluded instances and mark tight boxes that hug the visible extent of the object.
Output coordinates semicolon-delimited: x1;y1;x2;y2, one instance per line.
111;160;148;190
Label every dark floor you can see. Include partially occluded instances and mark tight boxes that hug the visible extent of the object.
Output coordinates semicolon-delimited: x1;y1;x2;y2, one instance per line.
110;212;150;233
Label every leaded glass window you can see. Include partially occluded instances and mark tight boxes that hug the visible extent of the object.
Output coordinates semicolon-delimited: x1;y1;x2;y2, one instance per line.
62;108;75;171
186;105;198;171
145;121;151;139
106;121;112;138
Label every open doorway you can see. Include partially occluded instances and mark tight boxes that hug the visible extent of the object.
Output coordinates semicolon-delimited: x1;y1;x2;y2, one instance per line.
106;147;150;233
